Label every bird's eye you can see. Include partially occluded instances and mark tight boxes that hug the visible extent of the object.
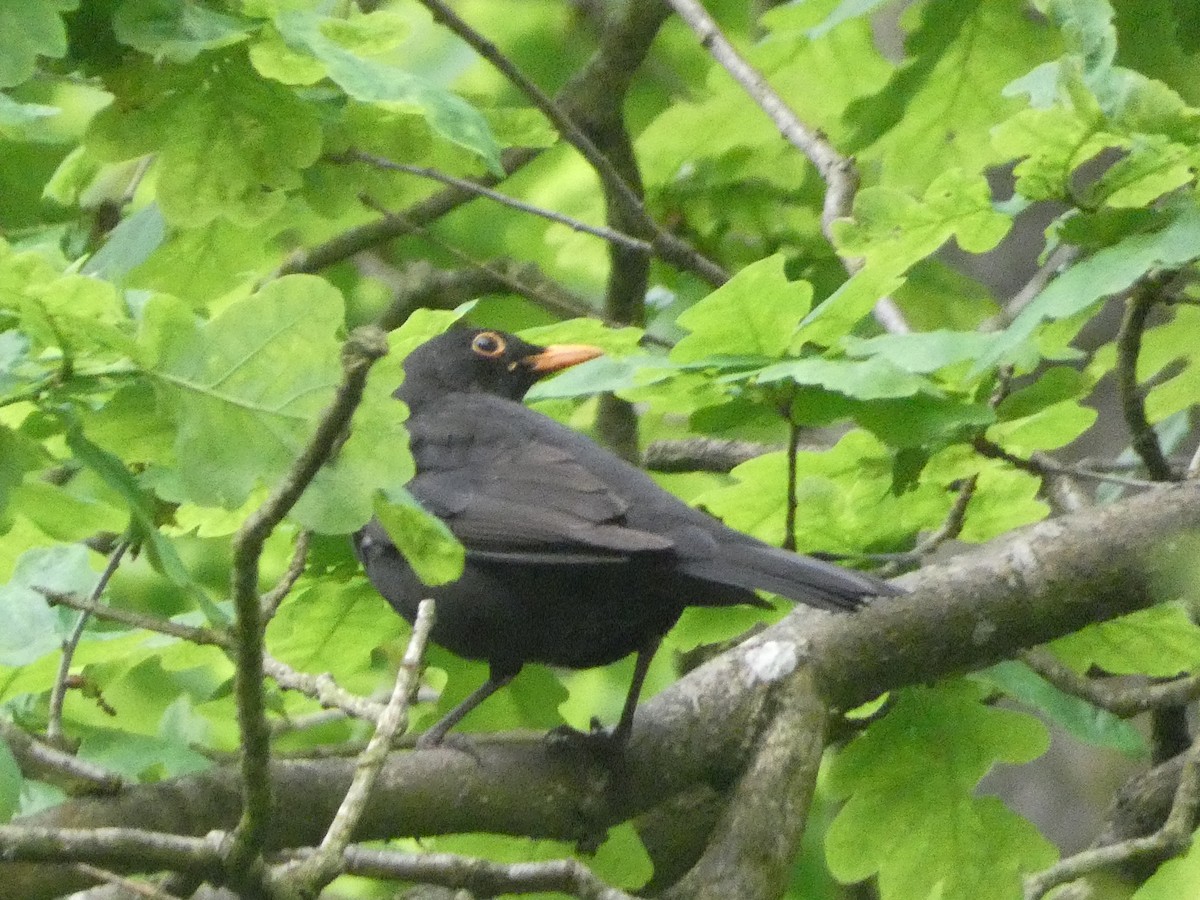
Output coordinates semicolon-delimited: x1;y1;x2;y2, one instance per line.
471;331;506;358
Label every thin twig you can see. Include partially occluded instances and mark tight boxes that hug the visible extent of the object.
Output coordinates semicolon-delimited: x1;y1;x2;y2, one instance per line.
0;719;126;795
1116;281;1176;481
268;709;349;738
879;475;978;574
278;146;538;276
38;588;232;648
783;418;800;552
0;824;223;873
358;196;607;323
338;151;654;253
1024;741;1200;899
662;0;908;333
662;0;850;234
917;475;977;552
274;844;637;900
994;244;1080;328
47;538;131;745
262;655;385;724
277;600;436;897
225;327;388;889
972;437;1167;489
1022;650;1200;717
260;530;311;619
416;0;728;286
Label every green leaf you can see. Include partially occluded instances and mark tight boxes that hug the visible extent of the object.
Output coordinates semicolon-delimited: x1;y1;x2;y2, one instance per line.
591;821;653;890
267;579;404;691
974;661;1146;758
693;431;942;553
113;0;252;63
78;723;211;780
126;218;276;307
0;0;76;89
82;204;167;281
290;327;412;535
1133;827;1200;899
747;356;929;400
825;681;1056;899
87;56;322;227
525;354;667;402
141;275;343;509
0;93;59;141
992;105;1114;202
846;0;1061;191
11;480;126;542
921;449;1049;542
271;9;502;171
374;488;464;587
811;170;1011;343
844;330;1001;375
0;736;19;821
0;544;96;667
63;423;194;592
988;367;1098;453
638;7;890;186
852;394;995;449
1089;305;1200;424
672;255;812;363
1050;604;1200;676
519;319;643;356
0;424;43;530
1083;134;1196;208
975;198;1200;373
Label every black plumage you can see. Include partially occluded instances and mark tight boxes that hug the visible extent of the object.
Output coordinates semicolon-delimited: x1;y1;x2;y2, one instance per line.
354;327;895;748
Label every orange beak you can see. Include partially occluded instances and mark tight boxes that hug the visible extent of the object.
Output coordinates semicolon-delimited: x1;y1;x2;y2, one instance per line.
524;344;605;374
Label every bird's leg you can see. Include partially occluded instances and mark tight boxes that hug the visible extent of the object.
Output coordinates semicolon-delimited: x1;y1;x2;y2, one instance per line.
416;667;516;750
611;637;660;747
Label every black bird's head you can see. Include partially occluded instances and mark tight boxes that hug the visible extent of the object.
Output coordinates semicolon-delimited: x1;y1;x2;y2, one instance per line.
398;327;604;406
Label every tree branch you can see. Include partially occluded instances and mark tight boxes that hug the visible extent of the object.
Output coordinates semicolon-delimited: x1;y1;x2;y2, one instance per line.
1117;280;1175;481
47;538;130;746
663;0;909;332
1024;741;1200;900
8;481;1200;899
0;719;126;796
642;437;777;473
417;0;727;287
280;844;638;899
663;665;827;900
1022;649;1200;717
259;531;310;620
336;151;653;253
225;327;388;890
275;600;436;898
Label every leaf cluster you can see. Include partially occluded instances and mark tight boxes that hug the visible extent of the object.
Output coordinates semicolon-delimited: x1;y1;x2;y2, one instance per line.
3;1;1200;899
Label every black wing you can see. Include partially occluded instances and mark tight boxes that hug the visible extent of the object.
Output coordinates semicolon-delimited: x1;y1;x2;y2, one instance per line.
410;422;674;564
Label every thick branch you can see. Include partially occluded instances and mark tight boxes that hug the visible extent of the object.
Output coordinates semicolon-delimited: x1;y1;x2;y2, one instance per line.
663;665;828;900
7;482;1200;898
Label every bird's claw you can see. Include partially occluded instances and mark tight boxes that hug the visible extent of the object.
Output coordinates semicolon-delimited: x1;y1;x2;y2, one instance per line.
415;730;482;763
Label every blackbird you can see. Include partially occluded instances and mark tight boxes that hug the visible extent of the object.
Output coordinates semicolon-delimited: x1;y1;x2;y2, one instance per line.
354;326;895;749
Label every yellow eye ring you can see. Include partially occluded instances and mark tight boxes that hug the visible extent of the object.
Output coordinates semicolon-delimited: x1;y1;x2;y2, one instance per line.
471;331;506;358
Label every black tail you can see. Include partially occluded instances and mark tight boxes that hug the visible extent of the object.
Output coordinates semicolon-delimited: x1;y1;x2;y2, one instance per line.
681;539;896;613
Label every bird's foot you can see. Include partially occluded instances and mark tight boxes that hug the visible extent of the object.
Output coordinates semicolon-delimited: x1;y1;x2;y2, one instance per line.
414;730;482;762
545;717;626;761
